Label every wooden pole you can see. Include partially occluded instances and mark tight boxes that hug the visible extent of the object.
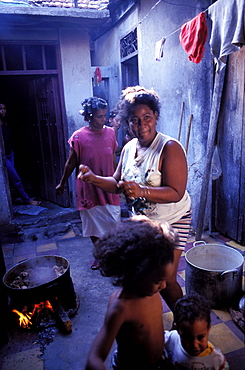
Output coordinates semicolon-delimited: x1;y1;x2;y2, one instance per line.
185;114;193;154
178;101;185;141
195;67;226;240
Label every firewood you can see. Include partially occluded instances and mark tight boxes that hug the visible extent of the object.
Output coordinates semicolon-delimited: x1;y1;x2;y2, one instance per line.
50;298;72;334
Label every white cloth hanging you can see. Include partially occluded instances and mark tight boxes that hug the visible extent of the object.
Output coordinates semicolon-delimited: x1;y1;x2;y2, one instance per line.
208;0;245;71
155;37;166;61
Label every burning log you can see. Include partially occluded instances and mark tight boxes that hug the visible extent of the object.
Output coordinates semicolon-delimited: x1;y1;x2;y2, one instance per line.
50;298;72;334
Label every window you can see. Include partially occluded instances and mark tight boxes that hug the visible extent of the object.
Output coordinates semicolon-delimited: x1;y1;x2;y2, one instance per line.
0;43;58;73
120;28;137;60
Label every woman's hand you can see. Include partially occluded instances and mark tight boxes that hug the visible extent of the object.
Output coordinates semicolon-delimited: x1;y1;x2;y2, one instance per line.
55;183;65;195
119;180;143;200
78;164;96;183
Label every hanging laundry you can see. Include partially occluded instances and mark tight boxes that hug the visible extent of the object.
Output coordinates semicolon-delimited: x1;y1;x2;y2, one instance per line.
155;37;166;61
179;12;208;64
208;0;245;72
94;67;102;86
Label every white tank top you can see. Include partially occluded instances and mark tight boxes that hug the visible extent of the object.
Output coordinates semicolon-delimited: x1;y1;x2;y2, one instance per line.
121;132;191;224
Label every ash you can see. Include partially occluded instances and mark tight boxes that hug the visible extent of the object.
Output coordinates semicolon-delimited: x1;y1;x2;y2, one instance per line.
36;327;58;357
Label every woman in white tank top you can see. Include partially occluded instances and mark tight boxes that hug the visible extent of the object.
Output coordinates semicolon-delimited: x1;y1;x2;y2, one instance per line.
78;86;191;311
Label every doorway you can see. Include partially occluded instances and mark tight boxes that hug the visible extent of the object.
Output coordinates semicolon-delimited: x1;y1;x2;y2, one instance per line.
0;75;70;208
121;55;139;90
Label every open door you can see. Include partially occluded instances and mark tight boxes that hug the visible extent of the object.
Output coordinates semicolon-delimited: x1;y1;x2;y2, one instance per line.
28;76;70;207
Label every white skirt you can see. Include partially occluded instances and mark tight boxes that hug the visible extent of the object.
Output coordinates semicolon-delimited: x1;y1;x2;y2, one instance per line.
80;204;121;238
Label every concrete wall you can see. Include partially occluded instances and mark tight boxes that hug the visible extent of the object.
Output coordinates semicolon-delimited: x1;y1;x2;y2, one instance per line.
93;0;213;230
93;6;139;109
59;28;93;137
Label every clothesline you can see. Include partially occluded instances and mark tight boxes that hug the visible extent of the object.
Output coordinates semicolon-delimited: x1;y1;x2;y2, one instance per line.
163;6;209;39
98;0;164;66
99;4;207;66
155;10;208;64
98;0;245;72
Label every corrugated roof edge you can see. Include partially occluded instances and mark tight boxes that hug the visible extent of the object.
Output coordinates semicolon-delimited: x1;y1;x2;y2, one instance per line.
0;0;31;6
0;0;109;9
0;6;110;18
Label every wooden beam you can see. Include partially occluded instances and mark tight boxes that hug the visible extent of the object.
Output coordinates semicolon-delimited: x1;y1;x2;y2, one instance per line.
185;114;193;154
195;66;226;240
178;101;185;141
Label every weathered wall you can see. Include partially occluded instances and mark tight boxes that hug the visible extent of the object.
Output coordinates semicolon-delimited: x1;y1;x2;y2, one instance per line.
59;28;92;137
94;0;213;230
93;6;139;109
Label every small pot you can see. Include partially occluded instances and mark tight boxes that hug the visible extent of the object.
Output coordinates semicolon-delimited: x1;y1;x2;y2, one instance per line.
3;255;74;306
185;242;244;308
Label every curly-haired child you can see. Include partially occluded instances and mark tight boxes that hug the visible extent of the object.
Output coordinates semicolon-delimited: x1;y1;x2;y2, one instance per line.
85;216;177;370
164;294;229;369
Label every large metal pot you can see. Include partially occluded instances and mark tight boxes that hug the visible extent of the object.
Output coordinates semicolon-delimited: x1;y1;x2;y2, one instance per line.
3;255;74;307
185;242;244;308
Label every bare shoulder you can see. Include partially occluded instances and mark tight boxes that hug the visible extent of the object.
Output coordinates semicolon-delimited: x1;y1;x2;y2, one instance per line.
108;289;128;314
164;139;184;152
104;290;129;327
162;139;186;160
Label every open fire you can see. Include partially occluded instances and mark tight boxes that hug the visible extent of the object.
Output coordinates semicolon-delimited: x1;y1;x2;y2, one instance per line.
4;256;79;334
12;300;54;329
11;296;78;334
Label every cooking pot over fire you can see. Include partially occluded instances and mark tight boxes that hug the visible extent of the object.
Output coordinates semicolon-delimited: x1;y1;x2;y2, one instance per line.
3;255;75;307
185;242;244;308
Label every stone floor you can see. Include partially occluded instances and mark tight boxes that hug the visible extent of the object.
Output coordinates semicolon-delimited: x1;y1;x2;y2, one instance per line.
0;205;244;369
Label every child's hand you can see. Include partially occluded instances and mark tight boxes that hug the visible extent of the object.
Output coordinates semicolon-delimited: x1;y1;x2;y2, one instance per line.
78;164;95;183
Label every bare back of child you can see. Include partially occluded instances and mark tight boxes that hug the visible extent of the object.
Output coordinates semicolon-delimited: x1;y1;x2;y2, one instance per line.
85;216;176;370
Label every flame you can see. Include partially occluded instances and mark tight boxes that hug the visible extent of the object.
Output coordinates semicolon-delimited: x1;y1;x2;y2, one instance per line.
12;300;54;329
12;309;32;328
32;300;54;316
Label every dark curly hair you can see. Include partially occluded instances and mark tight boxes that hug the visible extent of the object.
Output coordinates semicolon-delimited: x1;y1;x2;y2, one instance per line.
109;109;117;119
80;97;107;121
174;294;211;330
94;216;176;289
116;86;161;127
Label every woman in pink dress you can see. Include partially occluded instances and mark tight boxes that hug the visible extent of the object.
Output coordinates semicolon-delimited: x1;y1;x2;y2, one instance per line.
56;97;120;269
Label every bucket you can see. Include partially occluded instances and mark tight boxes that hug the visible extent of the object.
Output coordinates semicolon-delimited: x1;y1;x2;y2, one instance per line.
185;242;244;308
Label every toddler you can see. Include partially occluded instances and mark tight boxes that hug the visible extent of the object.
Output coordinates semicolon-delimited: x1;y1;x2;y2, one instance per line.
85;216;177;370
164;294;229;369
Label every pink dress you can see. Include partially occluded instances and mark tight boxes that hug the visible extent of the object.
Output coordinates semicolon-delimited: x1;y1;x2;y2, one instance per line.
68;126;120;238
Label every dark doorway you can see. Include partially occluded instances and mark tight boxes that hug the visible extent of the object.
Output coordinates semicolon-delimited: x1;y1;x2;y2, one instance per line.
121;55;139;89
0;75;70;207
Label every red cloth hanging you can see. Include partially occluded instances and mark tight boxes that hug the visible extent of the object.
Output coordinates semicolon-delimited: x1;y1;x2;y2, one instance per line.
179;12;208;64
94;67;102;85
